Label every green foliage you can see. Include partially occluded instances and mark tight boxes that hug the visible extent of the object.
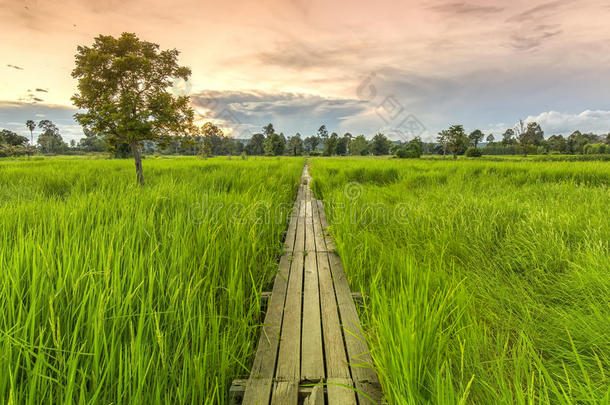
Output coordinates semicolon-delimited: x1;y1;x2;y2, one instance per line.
0;129;28;147
71;33;195;182
323;132;339;156
263;131;286;156
304;135;320;155
0;156;304;404
286;133;304;156
72;32;195;147
465;146;483;157
395;138;422;159
438;125;469;159
335;135;349;156
245;133;265;155
516;121;544;156
468;129;484;148
349;135;369;155
584;143;608;154
37;120;67;154
310;158;610;404
370;133;391;155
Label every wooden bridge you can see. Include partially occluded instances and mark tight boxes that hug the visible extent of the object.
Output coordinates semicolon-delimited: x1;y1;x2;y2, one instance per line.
230;165;382;405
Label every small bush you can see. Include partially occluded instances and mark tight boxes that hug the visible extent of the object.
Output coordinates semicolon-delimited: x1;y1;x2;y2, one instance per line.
395;141;422;159
465;147;483;157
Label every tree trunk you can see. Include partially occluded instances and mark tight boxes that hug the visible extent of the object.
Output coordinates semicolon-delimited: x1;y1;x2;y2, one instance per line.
453;153;457;160
130;142;144;185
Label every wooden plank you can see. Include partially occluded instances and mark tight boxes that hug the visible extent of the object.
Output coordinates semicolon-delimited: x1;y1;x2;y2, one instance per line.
243;191;301;404
327;252;382;405
327;378;358;405
270;381;298;405
303;385;324;405
311;198;327;252
316;252;351;379
283;199;300;252
275;204;305;380
241;378;272;405
316;200;336;251
243;254;293;404
314;197;357;404
301;202;324;381
293;200;306;253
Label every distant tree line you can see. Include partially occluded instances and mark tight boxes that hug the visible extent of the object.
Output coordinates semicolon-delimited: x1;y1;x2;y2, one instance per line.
434;122;610;159
4;118;609;161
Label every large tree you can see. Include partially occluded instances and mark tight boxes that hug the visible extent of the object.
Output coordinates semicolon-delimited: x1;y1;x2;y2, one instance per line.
262;123;275;137
71;32;195;184
200;122;224;156
349;135;369;156
263;133;286;156
501;128;515;146
335;135;349;156
0;129;28;147
515;120;543;157
323;132;339;156
245;133;265;155
287;133;304;156
469;129;484;148
37;120;67;154
304;136;320;154
370;133;391;155
443;125;469;159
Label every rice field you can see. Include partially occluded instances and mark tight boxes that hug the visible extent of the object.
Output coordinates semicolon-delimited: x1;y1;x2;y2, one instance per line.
2;155;609;404
309;158;610;404
0;156;303;404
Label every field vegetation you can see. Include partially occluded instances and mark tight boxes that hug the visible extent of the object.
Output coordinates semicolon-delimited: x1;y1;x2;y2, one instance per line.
310;158;610;404
0;156;303;404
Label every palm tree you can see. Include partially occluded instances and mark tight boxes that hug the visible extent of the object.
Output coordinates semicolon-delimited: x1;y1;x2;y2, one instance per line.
25;120;36;160
26;120;36;144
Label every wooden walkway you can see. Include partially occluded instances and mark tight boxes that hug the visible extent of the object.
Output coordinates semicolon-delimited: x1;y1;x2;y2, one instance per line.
231;165;382;405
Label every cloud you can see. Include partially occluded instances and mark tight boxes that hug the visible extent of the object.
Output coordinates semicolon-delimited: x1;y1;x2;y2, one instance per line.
0;101;84;142
190;90;368;137
509;25;562;50
506;0;568;22
524;110;610;135
255;39;369;71
6;64;23;70
35;88;48;93
429;2;504;16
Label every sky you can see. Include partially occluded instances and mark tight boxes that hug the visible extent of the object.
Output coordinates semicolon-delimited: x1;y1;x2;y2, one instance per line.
1;0;610;142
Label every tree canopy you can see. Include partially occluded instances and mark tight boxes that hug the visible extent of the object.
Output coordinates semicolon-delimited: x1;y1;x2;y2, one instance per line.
71;32;195;183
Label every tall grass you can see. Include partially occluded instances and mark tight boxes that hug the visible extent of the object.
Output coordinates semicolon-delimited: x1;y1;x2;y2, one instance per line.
310;158;610;404
0;156;303;404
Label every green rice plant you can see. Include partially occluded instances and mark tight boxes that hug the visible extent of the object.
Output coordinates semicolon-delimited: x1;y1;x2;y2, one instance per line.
0;156;303;404
310;158;610;404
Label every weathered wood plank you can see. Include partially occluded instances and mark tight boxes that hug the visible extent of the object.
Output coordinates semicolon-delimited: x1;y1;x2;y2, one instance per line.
275;203;306;380
303;385;324;405
312;199;351;377
242;253;293;404
271;381;298;405
241;378;272;405
313;199;357;404
327;378;358;405
327;252;382;404
316;200;336;251
301;202;324;381
283;198;300;252
316;252;351;378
